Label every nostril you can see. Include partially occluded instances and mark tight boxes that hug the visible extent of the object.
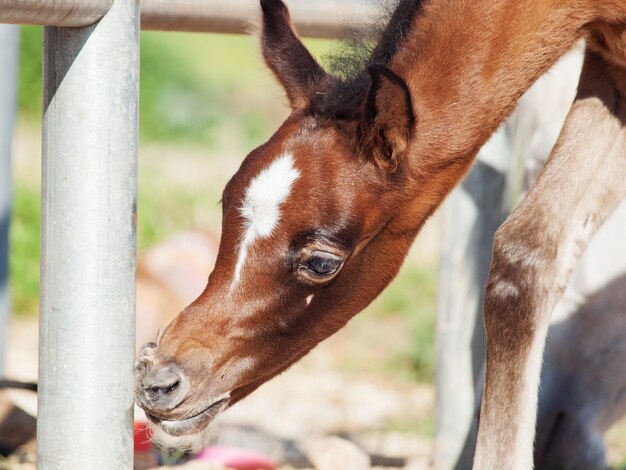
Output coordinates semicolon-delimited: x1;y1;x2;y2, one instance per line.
140;365;188;409
146;379;180;401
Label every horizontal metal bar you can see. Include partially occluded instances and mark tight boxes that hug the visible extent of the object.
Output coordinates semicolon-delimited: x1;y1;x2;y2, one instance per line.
140;0;380;38
0;0;380;38
0;0;112;28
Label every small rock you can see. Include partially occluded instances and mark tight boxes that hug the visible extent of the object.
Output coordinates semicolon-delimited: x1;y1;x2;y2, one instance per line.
0;391;36;456
302;436;370;470
402;455;433;470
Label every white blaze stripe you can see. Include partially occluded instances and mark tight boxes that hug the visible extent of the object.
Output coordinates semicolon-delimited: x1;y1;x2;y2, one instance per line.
231;153;300;288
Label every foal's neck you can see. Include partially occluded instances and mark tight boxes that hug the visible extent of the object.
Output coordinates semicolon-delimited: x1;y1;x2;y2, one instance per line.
389;0;590;196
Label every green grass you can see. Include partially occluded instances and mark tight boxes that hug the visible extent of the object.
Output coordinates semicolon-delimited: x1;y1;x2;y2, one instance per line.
18;26;43;119
373;264;438;383
19;27;273;147
7;184;173;313
136;183;218;251
9;187;40;315
18;27;336;150
9;181;222;313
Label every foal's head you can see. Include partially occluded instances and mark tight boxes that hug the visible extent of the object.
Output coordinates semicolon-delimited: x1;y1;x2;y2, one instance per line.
136;0;425;438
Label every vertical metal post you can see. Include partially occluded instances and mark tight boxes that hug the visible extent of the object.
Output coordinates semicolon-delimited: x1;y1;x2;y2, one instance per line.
434;130;512;470
37;0;138;467
0;24;19;378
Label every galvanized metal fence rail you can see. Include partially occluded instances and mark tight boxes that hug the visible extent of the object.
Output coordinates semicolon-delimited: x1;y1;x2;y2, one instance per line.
0;1;492;469
2;0;379;36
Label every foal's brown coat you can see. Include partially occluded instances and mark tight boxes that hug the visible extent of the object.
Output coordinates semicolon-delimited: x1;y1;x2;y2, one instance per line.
135;1;626;467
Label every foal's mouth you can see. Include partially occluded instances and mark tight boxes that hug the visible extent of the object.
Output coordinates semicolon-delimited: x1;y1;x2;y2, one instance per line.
145;394;230;436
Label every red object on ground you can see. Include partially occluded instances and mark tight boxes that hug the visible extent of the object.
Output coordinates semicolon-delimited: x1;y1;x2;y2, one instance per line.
134;422;153;452
196;446;277;470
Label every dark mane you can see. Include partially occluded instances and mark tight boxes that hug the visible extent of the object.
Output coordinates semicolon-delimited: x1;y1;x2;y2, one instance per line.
313;0;426;120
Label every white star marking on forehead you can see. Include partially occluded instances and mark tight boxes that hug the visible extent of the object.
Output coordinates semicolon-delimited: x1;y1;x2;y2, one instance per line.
231;153;301;290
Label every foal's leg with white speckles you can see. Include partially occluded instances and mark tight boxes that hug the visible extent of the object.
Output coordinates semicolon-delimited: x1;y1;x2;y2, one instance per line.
474;48;626;469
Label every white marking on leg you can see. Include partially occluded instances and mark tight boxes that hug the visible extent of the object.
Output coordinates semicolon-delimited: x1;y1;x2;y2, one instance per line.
231;153;300;289
515;323;549;470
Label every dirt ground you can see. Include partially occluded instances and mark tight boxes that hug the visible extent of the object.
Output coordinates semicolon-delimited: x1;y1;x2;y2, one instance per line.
5;311;434;470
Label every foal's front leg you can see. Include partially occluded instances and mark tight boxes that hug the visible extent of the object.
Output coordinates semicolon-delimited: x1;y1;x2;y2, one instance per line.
474;49;626;469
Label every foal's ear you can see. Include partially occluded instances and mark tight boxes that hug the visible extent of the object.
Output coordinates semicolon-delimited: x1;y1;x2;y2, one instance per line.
260;0;328;110
360;65;415;173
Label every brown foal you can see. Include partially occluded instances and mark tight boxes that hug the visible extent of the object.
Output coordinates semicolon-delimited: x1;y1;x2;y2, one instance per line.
135;0;626;467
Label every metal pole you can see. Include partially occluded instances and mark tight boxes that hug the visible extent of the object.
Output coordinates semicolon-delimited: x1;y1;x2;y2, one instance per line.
0;0;112;27
37;0;139;467
434;130;512;470
140;0;379;38
0;0;380;39
0;24;19;378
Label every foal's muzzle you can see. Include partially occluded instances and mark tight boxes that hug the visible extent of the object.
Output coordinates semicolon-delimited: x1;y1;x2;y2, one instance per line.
134;342;190;414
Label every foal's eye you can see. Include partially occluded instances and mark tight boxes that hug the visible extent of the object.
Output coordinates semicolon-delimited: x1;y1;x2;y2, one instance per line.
299;251;344;282
307;255;341;276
